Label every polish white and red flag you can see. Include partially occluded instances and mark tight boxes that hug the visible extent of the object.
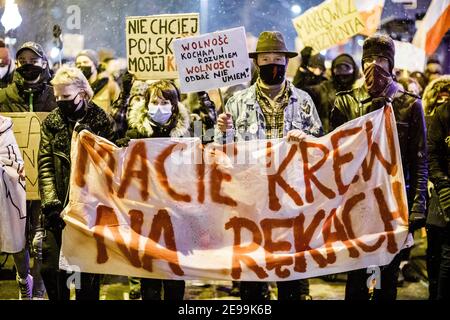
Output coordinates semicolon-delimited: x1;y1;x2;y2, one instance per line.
413;0;450;55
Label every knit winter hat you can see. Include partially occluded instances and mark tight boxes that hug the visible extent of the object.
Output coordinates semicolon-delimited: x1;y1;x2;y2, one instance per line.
362;34;395;71
76;49;99;67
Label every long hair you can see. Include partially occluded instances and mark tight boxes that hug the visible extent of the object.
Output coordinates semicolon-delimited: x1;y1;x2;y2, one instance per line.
144;80;180;116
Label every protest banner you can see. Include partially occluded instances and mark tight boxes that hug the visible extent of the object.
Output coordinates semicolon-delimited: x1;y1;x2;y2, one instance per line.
292;0;384;53
126;13;199;80
0;112;48;200
60;106;411;281
394;40;426;72
173;27;251;93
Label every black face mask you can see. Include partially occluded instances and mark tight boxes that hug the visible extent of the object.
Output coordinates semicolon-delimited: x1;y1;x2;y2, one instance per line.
16;64;43;81
259;64;286;85
57;94;86;120
364;64;393;97
334;74;354;90
79;66;93;80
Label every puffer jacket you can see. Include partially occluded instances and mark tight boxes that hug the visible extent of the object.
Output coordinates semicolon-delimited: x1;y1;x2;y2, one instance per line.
38;103;116;214
214;81;323;143
126;99;191;139
331;83;428;215
0;73;57;112
428;100;450;196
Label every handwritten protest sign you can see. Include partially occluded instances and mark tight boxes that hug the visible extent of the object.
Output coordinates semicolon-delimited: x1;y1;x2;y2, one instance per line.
0;112;48;200
173;27;251;93
292;0;383;53
126;13;199;80
60;106;411;281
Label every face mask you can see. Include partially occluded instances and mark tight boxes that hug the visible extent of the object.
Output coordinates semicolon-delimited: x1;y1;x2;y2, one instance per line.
57;93;85;120
148;102;172;125
364;63;393;97
16;64;43;81
79;66;93;80
259;64;286;85
0;65;9;78
334;74;354;90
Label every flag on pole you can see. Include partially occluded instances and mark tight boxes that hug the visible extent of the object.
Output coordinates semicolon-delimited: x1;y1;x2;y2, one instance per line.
413;0;450;55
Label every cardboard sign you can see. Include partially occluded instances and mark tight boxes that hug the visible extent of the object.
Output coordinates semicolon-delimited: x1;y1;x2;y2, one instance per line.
394;40;426;72
126;13;199;80
292;0;383;53
60;106;411;281
173;27;251;93
0;112;48;200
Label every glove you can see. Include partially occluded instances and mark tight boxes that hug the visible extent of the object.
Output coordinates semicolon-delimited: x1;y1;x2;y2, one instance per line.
300;46;313;68
74;123;92;134
44;209;65;231
32;229;45;261
409;211;426;232
116;136;131;147
121;71;134;96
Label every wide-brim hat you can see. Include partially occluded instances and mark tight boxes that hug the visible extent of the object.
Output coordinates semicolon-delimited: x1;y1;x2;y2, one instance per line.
249;31;298;59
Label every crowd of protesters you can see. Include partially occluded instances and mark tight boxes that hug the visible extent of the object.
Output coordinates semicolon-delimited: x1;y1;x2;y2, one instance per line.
0;29;449;301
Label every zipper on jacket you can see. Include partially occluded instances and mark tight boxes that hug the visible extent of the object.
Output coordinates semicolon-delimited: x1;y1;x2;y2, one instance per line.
54;151;71;207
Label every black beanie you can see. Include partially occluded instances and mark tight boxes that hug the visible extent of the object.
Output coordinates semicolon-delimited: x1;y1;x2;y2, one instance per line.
362;34;395;71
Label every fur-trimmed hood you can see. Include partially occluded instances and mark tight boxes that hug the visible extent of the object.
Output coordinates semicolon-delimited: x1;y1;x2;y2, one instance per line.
422;75;450;115
127;99;191;138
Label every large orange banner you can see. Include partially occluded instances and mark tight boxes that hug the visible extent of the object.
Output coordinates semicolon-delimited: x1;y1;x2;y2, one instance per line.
60;106;411;281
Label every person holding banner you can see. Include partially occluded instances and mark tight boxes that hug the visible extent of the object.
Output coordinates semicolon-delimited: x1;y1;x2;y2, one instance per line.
38;66;116;300
331;34;428;300
118;80;190;300
0;115;31;299
215;31;322;300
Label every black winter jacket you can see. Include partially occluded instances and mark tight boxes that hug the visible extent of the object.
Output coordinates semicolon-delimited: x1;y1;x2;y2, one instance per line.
331;83;428;215
38;103;116;215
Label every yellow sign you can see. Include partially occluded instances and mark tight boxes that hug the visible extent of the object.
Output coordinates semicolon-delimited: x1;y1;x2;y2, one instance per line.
1;112;48;200
292;0;365;53
126;13;200;80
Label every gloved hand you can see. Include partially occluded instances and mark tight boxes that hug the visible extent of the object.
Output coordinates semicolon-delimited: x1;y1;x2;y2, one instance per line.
121;71;134;96
300;46;313;68
44;209;65;231
116;136;131;147
409;211;426;232
74;123;92;134
32;229;45;261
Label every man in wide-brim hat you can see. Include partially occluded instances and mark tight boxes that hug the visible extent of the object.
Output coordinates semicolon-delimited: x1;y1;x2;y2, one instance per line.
214;31;323;300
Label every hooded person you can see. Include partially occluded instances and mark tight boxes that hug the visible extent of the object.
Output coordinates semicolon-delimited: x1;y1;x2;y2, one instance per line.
215;31;322;301
75;49;120;114
304;53;359;133
292;46;328;89
331;34;428;301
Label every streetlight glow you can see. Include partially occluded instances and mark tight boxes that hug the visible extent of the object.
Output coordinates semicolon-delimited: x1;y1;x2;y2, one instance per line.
291;4;302;15
1;0;22;33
